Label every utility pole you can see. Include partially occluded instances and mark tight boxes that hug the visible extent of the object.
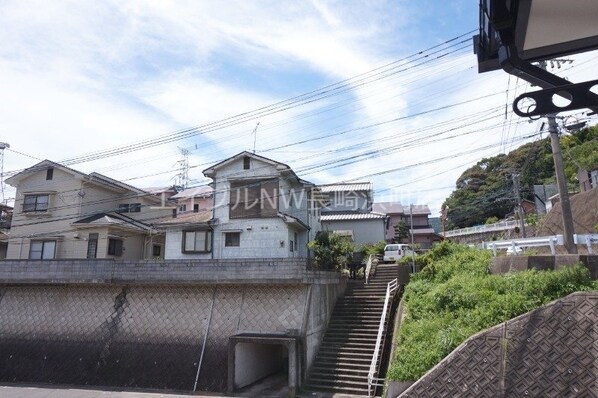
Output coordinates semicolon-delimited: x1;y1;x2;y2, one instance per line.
538;60;577;254
410;204;416;273
511;174;526;238
547;115;577;253
0;142;9;205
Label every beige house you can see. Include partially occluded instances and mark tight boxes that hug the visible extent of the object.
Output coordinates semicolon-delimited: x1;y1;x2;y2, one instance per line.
5;160;173;260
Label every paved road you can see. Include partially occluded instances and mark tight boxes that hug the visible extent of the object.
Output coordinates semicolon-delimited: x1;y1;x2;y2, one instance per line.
0;386;228;398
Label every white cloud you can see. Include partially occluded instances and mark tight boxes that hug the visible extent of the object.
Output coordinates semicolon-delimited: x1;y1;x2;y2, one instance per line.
2;0;597;216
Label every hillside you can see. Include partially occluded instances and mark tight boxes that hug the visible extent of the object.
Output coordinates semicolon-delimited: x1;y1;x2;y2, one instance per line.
536;186;598;237
443;124;598;229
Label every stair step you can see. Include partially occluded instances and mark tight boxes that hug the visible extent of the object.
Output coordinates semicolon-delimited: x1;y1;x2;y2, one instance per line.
311;364;371;373
304;269;398;396
306;376;368;389
302;383;370;396
315;353;374;361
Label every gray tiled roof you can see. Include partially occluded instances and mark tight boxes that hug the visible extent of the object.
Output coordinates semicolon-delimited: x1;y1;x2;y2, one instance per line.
320;212;386;221
373;202;430;215
319;182;372;193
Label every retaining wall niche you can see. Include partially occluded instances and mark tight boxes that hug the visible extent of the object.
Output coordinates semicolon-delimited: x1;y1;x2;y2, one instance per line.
0;282;341;393
398;292;598;397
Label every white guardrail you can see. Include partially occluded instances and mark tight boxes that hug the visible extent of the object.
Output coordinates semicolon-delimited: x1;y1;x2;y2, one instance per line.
445;220;521;238
485;234;598;256
368;278;398;397
485;235;563;256
574;234;598;254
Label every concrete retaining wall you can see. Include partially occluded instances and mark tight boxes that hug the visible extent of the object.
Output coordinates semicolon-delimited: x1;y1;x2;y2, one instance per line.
0;263;344;393
491;254;598;279
395;292;598;397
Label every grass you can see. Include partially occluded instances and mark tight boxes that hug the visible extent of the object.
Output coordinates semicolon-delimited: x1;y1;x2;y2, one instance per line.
386;241;596;382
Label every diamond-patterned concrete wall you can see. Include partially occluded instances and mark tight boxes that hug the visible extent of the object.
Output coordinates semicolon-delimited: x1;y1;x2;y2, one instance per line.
399;292;598;397
0;282;332;392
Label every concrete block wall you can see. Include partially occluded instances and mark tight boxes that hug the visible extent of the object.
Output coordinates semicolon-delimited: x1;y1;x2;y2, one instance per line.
0;258;339;285
0;271;344;392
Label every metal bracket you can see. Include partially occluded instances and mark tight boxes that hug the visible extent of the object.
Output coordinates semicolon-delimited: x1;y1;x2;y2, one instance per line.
513;79;598;117
499;44;598;115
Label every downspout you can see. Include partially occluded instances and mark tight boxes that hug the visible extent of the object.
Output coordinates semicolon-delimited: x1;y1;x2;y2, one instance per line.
209;223;214;260
193;287;216;391
19;236;24;260
78;180;87;217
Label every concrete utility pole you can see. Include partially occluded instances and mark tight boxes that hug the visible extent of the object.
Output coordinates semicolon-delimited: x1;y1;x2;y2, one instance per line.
537;60;577;254
410;204;416;273
547;115;577;253
512;174;526;238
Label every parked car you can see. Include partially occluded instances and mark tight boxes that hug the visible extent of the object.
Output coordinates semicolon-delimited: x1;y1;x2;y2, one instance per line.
383;244;413;263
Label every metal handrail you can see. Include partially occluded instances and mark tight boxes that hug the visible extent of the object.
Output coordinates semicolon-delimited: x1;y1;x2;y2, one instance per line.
364;254;375;284
367;278;398;397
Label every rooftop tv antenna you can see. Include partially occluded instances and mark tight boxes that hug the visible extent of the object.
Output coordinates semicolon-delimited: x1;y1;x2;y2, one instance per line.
252;122;260;153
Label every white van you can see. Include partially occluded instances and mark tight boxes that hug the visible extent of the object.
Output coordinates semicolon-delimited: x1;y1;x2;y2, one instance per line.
383;244;413;263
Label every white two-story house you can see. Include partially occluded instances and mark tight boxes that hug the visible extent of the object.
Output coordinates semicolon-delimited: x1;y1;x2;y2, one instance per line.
319;182;388;246
161;152;323;259
5;160;173;260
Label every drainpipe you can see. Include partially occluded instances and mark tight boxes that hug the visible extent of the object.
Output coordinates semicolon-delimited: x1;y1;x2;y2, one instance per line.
19;236;25;260
193;287;216;392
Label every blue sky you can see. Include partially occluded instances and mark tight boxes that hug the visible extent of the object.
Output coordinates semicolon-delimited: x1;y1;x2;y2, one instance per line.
1;1;597;215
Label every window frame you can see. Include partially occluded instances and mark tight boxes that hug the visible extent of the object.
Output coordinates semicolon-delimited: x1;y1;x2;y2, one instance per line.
229;178;279;219
181;230;212;253
117;203;141;213
224;231;241;247
87;233;99;259
23;194;50;213
152;244;162;257
107;238;124;256
29;240;56;260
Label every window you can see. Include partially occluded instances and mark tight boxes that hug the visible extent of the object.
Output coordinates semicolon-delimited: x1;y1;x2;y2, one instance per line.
224;232;240;247
290;240;294;252
182;230;212;253
229;179;278;219
243;156;251;170
23;194;49;212
179;204;187;212
193;204;199;213
152;244;162;257
87;233;98;259
46;167;54;180
108;238;123;256
29;240;56;259
118;203;141;213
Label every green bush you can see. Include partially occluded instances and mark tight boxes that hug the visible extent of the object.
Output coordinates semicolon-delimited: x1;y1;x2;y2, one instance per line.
307;231;355;270
387;242;595;382
360;241;386;257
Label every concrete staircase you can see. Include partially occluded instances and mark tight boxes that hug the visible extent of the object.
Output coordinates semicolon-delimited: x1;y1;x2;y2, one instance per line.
302;264;398;396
